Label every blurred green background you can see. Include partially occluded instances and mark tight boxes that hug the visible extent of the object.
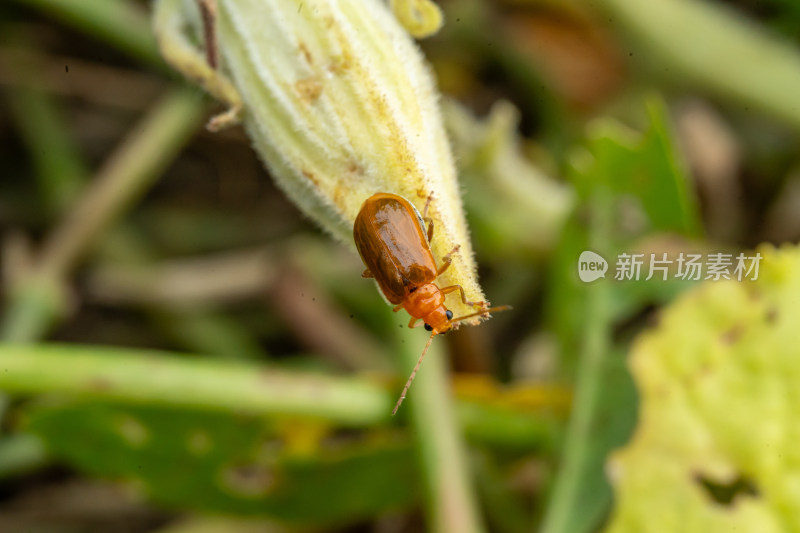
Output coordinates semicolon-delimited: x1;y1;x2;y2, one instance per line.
1;0;799;532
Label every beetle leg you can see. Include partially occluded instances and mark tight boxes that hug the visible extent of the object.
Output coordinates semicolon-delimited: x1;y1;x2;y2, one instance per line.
408;317;423;328
435;244;461;276
421;193;435;241
393;303;405;312
424;217;434;242
362;268;373;278
440;284;487;309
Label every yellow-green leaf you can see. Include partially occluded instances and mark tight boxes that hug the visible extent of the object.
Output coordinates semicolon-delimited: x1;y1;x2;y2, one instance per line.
605;244;800;533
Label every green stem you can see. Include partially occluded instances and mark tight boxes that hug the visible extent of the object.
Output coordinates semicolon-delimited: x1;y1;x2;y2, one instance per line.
0;341;553;446
0;277;65;344
1;88;205;342
0;38;88;342
540;189;614;533
0;344;392;426
400;331;486;533
13;0;164;69
37;88;205;280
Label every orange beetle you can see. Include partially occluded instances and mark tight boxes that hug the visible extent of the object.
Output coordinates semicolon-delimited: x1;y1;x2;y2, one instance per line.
354;192;508;414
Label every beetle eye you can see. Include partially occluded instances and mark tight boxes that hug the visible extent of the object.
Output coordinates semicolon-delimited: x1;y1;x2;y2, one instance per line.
424;323;433;331
445;310;453;320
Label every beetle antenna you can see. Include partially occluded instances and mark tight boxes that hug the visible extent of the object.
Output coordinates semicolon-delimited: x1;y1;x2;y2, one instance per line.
392;331;436;415
449;305;512;326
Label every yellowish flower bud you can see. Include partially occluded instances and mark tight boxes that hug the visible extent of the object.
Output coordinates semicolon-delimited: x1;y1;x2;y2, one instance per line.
153;0;487;320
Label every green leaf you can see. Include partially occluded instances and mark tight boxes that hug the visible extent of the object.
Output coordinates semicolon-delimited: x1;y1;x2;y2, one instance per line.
576;97;701;237
605;244;800;533
551;95;702;367
25;400;417;524
543;96;702;533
